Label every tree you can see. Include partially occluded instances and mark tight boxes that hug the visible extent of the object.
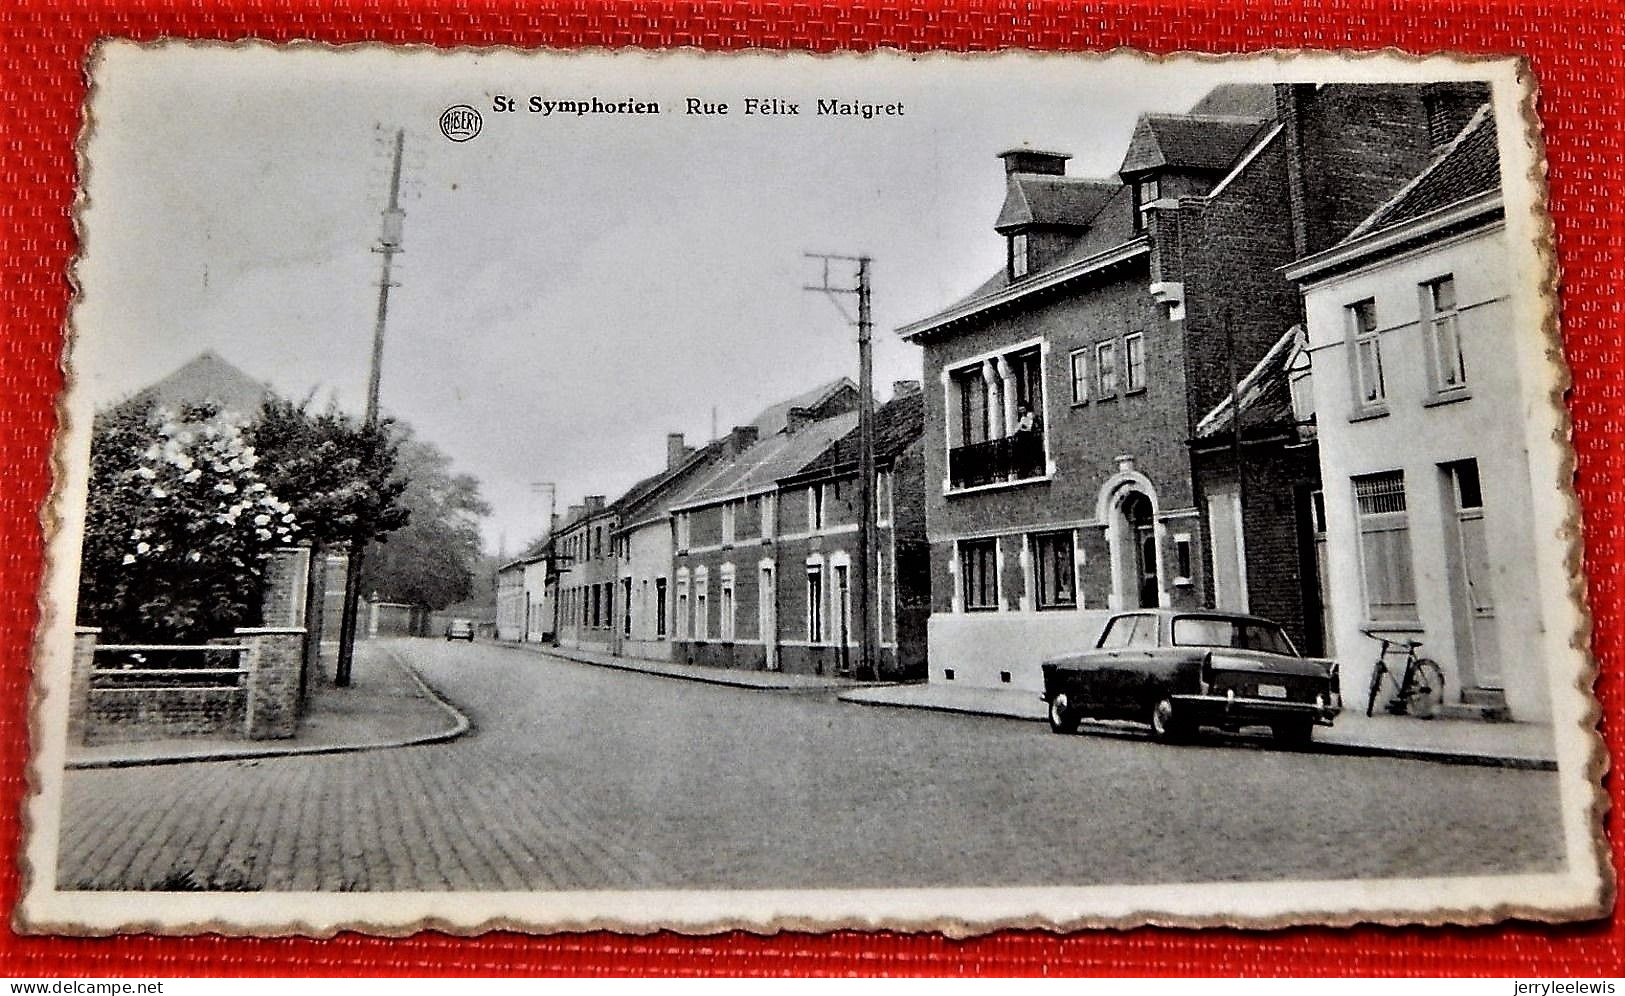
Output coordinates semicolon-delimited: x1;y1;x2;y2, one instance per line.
79;402;300;642
358;426;491;611
247;398;410;550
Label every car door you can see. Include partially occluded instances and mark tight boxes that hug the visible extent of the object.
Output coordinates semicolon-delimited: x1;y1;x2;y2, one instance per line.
1095;614;1149;714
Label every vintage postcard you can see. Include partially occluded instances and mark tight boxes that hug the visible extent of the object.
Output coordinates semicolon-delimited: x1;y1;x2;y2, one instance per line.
19;41;1612;935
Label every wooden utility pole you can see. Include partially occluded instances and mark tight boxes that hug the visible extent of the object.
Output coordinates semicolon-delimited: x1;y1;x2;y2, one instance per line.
336;127;406;687
804;252;878;681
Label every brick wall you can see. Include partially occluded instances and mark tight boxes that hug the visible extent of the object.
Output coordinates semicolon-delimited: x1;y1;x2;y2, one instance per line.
84;687;246;745
1194;441;1324;653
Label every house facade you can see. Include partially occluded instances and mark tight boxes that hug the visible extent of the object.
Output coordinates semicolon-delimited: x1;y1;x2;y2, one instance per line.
552;497;618;654
1284;106;1548;722
611;433;731;661
668;388;927;680
899;82;1490;694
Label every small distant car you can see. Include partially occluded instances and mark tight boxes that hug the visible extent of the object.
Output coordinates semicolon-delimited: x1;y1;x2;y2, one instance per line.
444;618;475;642
1040;610;1340;745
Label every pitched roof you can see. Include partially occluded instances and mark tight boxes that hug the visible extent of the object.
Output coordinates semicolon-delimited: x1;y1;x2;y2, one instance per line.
994;175;1119;232
1186;83;1277;119
610;438;728;526
792;390;925;478
676;412;860;508
902;183;1142;337
1348;104;1499;238
125;351;274;416
1118;113;1270;176
1194;326;1306;441
749;377;857;436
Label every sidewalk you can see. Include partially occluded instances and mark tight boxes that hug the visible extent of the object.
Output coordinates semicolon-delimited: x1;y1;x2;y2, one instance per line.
838;682;1558;770
66;643;469;769
500;639;868;691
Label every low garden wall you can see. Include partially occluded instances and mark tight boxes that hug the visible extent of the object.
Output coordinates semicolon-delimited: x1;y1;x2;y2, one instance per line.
70;626;305;745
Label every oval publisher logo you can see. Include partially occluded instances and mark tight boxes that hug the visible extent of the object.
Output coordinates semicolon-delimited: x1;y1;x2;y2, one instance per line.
438;104;483;142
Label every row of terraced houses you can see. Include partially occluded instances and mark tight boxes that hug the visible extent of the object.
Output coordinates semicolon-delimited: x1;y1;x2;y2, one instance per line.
498;80;1550;725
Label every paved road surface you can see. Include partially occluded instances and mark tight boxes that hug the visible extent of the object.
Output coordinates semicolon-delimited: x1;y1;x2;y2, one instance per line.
57;639;1566;891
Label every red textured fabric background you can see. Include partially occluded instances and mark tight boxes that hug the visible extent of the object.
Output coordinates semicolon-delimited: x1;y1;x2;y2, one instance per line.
0;0;1619;977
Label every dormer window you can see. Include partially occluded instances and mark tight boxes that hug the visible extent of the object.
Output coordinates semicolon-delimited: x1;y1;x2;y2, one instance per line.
1132;175;1160;232
1009;233;1029;280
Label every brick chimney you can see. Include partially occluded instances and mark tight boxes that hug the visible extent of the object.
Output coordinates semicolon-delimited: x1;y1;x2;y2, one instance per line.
667;432;689;470
998;148;1070;176
727;425;759;456
584;495;605;513
892;380;921;399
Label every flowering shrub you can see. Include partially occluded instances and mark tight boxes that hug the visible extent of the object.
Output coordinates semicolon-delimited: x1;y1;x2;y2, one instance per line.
80;402;300;642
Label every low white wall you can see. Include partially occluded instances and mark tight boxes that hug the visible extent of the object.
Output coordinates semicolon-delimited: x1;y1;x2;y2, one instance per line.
927;610;1115;692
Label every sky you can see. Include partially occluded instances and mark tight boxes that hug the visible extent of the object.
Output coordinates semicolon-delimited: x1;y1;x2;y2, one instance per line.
75;44;1265;554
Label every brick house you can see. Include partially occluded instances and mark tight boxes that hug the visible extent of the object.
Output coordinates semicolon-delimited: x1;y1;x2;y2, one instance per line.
552;496;617;654
1191;325;1329;654
668;387;926;679
898;82;1489;694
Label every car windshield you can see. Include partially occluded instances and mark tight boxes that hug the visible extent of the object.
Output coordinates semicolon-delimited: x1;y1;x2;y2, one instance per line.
1171;617;1296;655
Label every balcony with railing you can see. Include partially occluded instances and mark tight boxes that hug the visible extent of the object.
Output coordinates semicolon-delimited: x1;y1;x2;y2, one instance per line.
948;431;1047;491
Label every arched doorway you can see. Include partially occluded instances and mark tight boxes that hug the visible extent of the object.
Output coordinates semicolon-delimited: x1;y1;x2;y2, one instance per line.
1121;491;1159;609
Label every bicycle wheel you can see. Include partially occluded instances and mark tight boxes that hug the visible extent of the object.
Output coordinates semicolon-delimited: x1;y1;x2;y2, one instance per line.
1404;659;1445;719
1365;660;1387;717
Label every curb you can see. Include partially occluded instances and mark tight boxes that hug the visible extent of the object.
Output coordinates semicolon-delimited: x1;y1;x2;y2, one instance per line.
511;641;870;693
836;690;1557;771
65;650;472;770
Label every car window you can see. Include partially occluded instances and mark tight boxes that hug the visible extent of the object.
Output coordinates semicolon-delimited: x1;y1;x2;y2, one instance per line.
1124;614;1159;648
1172;617;1297;655
1097;616;1134;649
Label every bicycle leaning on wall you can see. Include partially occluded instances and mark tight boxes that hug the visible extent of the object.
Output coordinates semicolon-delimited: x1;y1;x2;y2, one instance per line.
1362;629;1446;719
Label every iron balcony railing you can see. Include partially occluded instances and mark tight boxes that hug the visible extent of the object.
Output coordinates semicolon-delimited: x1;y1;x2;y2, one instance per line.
948;431;1046;490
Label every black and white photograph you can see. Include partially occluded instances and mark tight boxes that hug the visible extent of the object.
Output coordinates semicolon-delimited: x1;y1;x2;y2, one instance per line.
20;43;1610;934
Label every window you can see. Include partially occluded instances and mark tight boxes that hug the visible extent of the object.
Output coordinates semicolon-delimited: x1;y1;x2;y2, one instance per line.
760;493;775;539
808;485;824;532
807;564;824;642
1349;299;1385;409
1172;617;1296;655
594;527;603;560
1133;175;1161;232
1353;471;1417;621
1424;276;1466;395
1095;341;1118;398
655;577;668;637
960;538;998;612
675;574;689;639
719;568;735;640
1031;531;1076;610
948;346;1047;489
721;502;736;545
1289;370;1315;423
695;572;709;640
622;578;632;636
1009;233;1029;279
1099;613;1155;649
675;513;690;551
1124;333;1146;393
1173;533;1193;585
1070;349;1089;404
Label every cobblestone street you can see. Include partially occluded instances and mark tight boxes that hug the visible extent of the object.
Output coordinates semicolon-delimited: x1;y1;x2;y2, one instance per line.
57;639;1567;892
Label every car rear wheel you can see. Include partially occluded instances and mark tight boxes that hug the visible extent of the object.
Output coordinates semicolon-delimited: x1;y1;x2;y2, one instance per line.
1150;698;1192;743
1047;693;1081;734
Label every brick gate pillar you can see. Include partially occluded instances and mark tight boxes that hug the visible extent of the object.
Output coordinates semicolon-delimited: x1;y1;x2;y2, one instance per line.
237;626;305;740
260;545;311;629
68;627;101;746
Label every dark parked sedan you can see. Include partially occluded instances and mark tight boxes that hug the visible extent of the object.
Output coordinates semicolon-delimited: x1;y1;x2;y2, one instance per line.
1041;610;1340;744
